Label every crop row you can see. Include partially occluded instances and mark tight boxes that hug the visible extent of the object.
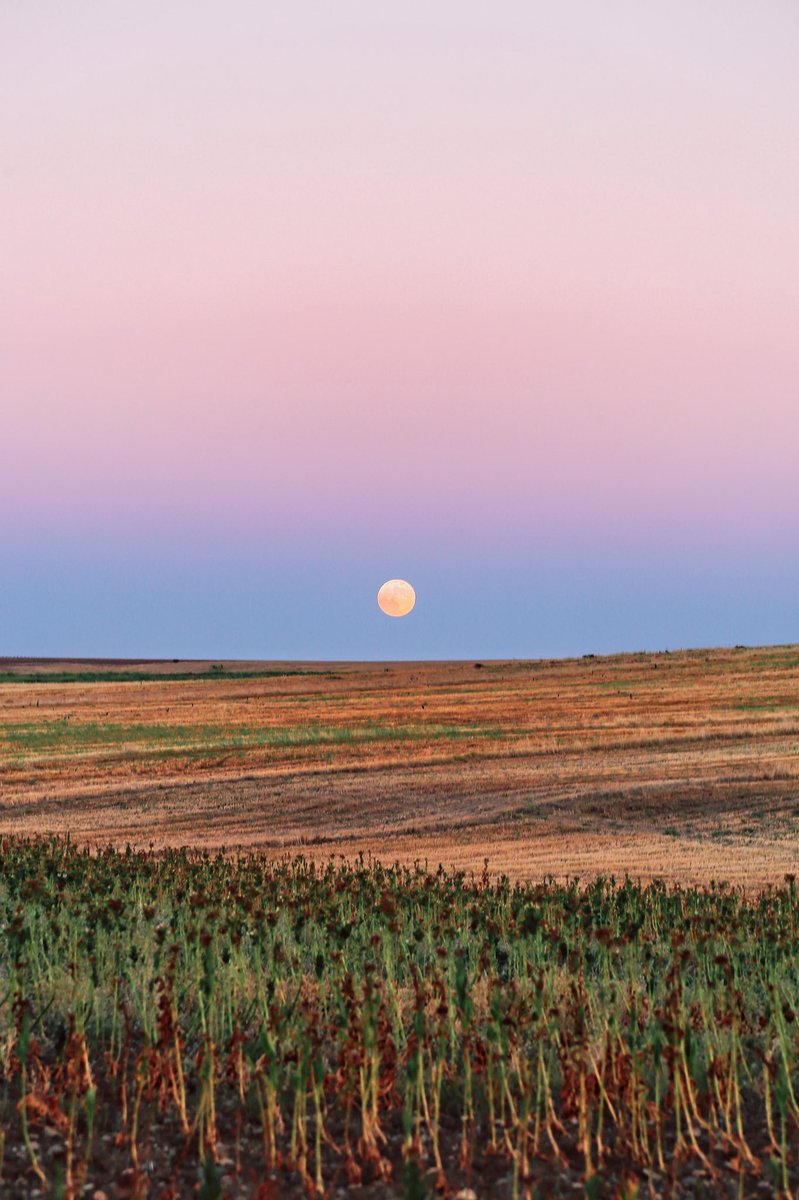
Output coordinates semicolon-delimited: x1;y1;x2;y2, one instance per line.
2;838;799;1197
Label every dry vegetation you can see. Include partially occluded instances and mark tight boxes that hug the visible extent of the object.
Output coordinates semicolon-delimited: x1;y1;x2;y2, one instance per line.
1;646;798;886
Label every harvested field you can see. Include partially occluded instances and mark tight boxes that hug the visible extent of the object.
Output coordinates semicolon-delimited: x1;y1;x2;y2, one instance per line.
1;646;798;886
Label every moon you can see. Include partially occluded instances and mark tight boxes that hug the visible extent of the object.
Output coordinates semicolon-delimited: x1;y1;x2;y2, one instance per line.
377;578;416;618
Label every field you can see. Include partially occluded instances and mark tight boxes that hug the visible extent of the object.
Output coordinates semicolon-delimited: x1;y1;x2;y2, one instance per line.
4;840;799;1199
2;647;799;1198
1;646;799;885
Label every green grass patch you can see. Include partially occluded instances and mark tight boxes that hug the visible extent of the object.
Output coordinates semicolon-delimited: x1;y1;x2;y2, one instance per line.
1;719;503;758
0;667;326;684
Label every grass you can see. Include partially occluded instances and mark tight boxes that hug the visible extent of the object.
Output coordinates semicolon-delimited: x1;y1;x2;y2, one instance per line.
1;719;502;756
0;667;323;684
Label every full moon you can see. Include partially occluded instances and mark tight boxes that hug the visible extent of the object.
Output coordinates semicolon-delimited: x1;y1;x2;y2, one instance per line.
377;579;416;618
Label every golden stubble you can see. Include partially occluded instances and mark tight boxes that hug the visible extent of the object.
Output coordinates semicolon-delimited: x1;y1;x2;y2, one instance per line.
1;646;798;886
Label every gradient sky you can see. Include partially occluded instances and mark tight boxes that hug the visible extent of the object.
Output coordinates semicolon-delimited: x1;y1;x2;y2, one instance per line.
2;2;798;659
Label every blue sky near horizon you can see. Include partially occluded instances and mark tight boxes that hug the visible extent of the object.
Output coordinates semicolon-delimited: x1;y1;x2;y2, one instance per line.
3;530;797;660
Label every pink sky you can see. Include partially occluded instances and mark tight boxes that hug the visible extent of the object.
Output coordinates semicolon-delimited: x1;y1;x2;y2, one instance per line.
2;2;798;655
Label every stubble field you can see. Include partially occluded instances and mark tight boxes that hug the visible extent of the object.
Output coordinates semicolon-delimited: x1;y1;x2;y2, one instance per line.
1;645;798;886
